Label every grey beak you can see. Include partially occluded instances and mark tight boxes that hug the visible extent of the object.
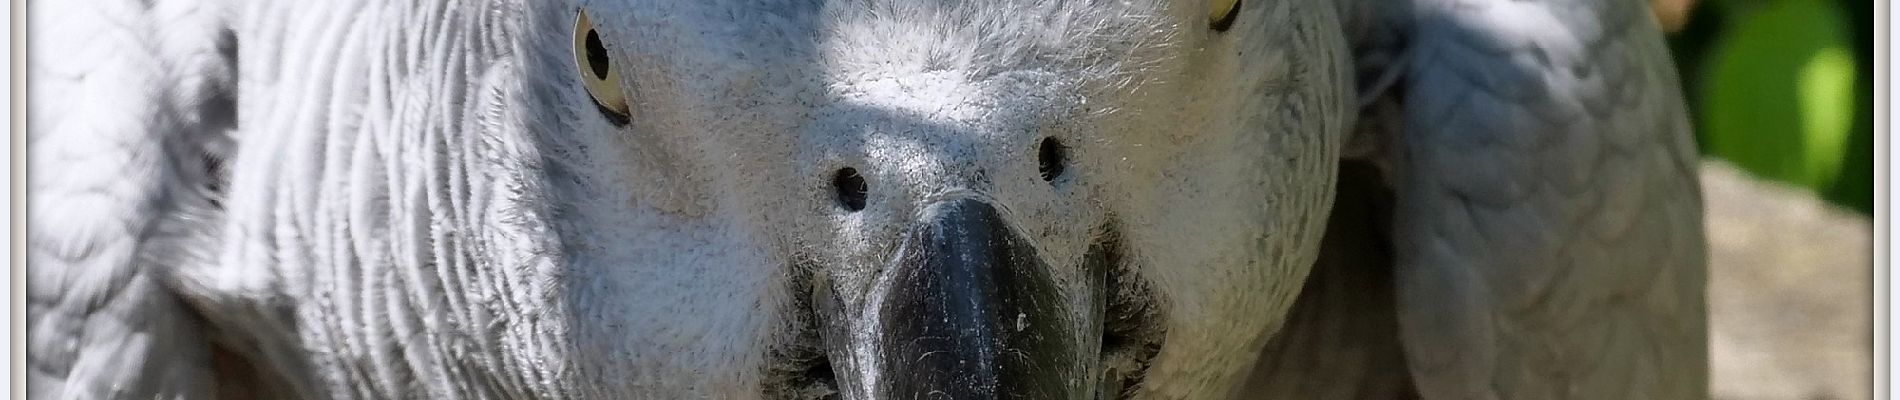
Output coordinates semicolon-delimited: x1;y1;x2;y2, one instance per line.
868;197;1086;399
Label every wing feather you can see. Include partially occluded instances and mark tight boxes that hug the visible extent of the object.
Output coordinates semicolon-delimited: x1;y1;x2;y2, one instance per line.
1372;0;1709;398
27;1;234;398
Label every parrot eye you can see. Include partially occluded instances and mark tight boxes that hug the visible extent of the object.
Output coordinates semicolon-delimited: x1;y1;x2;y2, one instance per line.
573;9;631;125
1208;0;1241;32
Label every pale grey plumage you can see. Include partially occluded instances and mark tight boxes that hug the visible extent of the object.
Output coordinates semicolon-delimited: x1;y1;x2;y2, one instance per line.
1248;1;1707;398
27;0;1706;399
27;1;233;398
1383;1;1707;398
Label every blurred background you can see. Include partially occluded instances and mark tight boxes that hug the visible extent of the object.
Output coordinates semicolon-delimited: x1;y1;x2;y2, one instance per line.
1656;1;1875;399
1663;0;1871;216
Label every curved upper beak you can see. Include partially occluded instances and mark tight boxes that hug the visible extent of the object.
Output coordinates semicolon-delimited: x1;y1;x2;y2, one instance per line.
827;197;1096;399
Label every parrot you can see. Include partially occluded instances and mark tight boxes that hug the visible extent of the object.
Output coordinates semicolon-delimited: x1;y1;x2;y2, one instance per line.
25;0;1706;399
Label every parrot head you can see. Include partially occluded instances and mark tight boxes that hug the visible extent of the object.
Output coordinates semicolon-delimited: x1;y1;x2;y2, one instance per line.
526;0;1353;398
320;0;1351;398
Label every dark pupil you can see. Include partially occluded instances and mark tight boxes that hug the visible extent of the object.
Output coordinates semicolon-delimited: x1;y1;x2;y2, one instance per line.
585;29;610;79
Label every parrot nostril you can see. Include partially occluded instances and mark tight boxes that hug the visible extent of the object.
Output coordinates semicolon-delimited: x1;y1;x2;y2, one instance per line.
1038;137;1067;183
833;168;869;212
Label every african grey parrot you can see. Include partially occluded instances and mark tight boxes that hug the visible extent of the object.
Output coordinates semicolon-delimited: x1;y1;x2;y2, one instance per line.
27;0;1706;399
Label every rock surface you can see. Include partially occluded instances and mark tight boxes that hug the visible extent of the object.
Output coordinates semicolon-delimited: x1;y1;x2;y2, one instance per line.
1704;160;1873;400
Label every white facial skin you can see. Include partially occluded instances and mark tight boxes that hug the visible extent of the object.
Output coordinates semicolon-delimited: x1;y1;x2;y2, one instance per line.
199;0;1351;398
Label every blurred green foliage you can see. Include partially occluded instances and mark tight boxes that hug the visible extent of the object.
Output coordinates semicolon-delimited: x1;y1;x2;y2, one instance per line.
1670;0;1873;215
